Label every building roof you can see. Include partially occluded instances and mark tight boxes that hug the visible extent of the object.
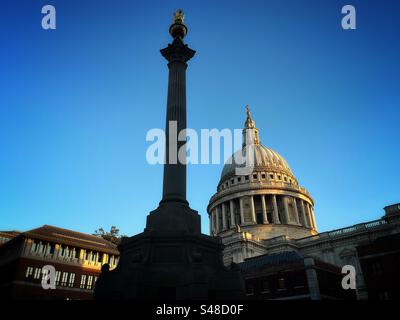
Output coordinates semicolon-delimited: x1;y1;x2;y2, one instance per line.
6;225;119;255
239;251;304;272
0;230;21;238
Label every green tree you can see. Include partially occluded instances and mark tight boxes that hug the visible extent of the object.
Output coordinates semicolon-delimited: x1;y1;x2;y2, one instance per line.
93;226;126;245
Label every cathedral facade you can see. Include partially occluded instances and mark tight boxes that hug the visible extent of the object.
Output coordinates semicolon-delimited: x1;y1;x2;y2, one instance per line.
208;108;400;299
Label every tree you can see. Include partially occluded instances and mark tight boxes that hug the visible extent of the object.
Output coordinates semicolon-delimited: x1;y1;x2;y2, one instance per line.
93;226;126;245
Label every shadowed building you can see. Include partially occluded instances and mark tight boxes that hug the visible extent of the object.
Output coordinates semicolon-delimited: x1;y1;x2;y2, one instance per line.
0;225;119;300
93;10;244;300
240;251;355;300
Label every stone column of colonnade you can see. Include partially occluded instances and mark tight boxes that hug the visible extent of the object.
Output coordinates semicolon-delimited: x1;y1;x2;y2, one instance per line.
300;200;309;228
210;195;316;234
261;195;268;224
292;197;301;225
230;200;235;227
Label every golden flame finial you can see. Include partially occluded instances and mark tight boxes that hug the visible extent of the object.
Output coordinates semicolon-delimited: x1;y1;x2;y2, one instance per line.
173;9;185;25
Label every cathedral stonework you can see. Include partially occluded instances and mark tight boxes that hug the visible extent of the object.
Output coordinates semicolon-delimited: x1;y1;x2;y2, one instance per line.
208;108;318;264
208;109;400;300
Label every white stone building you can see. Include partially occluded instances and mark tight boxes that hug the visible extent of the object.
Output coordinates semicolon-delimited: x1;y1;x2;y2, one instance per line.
207;108;400;299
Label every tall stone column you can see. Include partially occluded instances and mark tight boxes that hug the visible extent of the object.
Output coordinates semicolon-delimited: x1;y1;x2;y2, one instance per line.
304;257;321;300
306;203;314;229
230;200;235;228
250;195;256;223
160;20;195;205
222;203;227;230
283;196;290;224
310;206;317;230
272;195;280;224
215;207;221;233
300;200;309;228
239;197;245;224
293;197;300;225
261;195;268;224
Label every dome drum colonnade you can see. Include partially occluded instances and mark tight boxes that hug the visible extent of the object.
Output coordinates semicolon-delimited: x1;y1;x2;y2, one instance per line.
207;107;317;240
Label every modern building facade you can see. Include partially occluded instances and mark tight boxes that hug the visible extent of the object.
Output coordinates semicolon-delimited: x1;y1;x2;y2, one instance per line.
0;225;119;300
208;109;400;300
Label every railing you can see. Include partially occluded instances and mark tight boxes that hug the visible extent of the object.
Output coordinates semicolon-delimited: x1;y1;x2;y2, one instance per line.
295;219;388;244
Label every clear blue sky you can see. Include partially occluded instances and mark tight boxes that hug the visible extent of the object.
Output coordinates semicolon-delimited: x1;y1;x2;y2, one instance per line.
1;0;399;236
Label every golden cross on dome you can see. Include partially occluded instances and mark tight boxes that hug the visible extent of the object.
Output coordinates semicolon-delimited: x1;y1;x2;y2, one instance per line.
246;105;251;119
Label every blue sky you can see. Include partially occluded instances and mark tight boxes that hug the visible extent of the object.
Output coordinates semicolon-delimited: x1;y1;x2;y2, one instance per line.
1;0;399;236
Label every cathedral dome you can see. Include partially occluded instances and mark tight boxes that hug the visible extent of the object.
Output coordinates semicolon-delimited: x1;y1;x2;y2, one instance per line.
220;145;295;185
207;107;318;265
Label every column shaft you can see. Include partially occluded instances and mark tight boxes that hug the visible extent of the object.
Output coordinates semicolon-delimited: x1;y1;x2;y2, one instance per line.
283;196;290;224
239;197;244;225
250;195;256;223
261;195;268;223
293;197;300;225
272;195;280;224
230;200;235;228
300;200;309;228
222;203;227;230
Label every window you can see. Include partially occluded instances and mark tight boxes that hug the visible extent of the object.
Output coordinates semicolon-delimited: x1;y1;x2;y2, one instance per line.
270;174;274;179
80;275;87;289
237;177;241;182
33;267;42;280
245;283;254;296
245;176;249;181
55;271;61;286
68;273;75;288
231;179;234;185
253;174;257;179
284;176;287;181
277;277;286;290
61;272;69;286
261;174;266;179
25;267;34;279
378;291;389;300
372;262;383;275
86;275;94;290
277;175;281;180
261;280;270;293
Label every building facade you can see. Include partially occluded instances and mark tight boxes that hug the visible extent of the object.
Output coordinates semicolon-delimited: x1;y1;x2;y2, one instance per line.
0;225;119;300
208;108;400;300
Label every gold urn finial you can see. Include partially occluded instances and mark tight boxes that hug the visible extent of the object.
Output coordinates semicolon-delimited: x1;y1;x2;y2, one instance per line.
173;9;185;25
169;9;188;39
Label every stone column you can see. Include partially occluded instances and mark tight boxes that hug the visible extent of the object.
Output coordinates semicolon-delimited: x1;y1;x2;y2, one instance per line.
304;257;321;300
300;200;309;228
272;195;280;224
221;203;227;230
310;206;318;230
215;207;220;233
239;197;245;225
250;195;256;223
306;203;315;229
209;214;213;235
230;200;235;228
261;195;268;224
160;30;195;205
283;196;290;224
293;197;300;225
